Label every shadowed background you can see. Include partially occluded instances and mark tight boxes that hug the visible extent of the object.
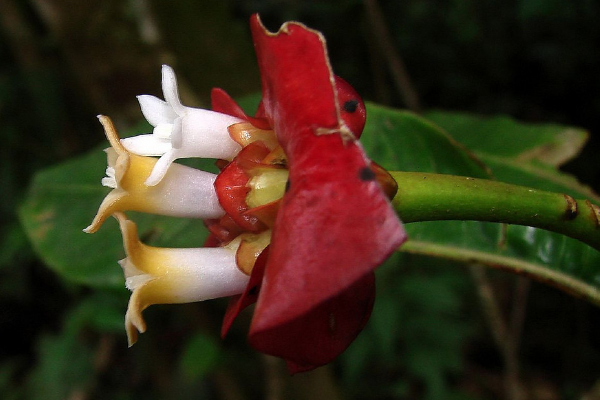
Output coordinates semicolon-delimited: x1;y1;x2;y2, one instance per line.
1;0;600;399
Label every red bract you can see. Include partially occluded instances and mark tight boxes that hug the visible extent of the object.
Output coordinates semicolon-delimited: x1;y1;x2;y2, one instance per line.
214;15;406;373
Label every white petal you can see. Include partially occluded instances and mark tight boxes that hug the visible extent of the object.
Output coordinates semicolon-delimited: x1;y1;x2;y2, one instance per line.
144;149;178;186
170;117;183;149
124;273;153;292
158;246;249;301
178;109;242;159
102;166;117;189
161;65;186;116
119;260;151;291
153;124;173;139
121;134;172;156
145;165;224;219
137;95;178;127
114;213;248;346
101;176;117;189
115;214;248;300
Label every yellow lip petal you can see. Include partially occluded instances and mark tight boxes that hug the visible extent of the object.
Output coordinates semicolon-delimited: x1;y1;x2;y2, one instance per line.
124;278;169;346
83;190;128;233
113;213;249;345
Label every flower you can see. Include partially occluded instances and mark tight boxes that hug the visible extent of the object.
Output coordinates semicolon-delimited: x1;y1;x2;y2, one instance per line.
122;65;243;186
85;14;406;374
84;116;225;233
113;212;249;346
213;15;407;373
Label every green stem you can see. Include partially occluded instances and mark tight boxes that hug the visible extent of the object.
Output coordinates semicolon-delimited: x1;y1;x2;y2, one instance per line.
390;171;600;252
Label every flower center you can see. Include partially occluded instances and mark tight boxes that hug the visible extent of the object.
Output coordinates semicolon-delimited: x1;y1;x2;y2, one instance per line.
246;168;289;208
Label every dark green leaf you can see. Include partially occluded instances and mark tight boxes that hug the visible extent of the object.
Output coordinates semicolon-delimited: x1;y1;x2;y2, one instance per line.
425;110;587;167
362;105;600;305
425;110;596;198
362;104;489;178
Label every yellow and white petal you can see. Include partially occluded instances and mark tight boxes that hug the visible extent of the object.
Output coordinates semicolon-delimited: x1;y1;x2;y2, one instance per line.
84;117;225;233
114;213;249;345
84;190;127;233
84;152;224;232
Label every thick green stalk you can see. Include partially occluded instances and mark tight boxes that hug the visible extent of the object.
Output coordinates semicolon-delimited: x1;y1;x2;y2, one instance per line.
391;171;600;252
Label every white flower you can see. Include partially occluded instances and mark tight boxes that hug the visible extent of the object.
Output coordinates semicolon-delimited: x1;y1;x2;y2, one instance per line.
122;65;243;186
114;212;249;345
84;116;225;233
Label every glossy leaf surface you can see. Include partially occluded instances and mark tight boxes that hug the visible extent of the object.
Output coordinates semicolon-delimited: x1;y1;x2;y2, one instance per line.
365;106;600;304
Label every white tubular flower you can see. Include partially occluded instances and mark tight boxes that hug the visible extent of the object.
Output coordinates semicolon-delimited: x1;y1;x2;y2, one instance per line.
84;116;225;233
122;65;243;186
114;212;249;345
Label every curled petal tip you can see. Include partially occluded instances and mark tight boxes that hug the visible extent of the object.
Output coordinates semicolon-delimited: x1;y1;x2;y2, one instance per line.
97;115;112;128
143;172;163;187
125;319;137;347
161;64;175;75
85;193;125;233
97;115;127;154
143;151;176;186
160;65;185;115
124;286;147;346
83;211;108;234
125;318;143;347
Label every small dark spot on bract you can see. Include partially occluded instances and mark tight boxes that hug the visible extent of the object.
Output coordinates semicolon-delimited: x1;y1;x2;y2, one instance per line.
285;179;290;193
343;99;358;113
359;167;376;181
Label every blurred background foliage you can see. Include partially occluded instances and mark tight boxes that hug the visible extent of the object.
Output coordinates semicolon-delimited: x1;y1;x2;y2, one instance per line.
2;0;600;399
